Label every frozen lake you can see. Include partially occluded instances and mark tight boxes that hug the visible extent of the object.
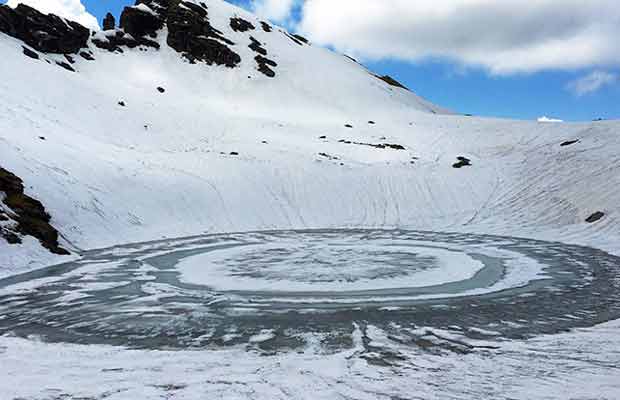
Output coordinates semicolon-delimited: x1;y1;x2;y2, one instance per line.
1;230;619;352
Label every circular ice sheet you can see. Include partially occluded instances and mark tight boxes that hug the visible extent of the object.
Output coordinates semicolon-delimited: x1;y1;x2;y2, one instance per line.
0;229;619;350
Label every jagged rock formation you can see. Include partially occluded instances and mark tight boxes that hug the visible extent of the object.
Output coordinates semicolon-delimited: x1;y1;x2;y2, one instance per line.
120;4;163;40
103;12;116;31
1;0;287;72
0;168;68;255
0;3;90;54
166;1;240;67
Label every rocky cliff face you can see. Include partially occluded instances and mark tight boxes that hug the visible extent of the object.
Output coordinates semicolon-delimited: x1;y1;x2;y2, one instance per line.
0;3;90;54
0;0;269;73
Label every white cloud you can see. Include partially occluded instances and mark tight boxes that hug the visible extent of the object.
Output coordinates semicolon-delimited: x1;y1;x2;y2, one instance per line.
251;0;296;22
567;71;617;96
538;116;563;123
7;0;100;31
293;0;620;75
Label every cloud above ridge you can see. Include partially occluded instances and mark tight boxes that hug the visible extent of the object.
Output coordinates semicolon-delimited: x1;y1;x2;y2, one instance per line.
255;0;620;75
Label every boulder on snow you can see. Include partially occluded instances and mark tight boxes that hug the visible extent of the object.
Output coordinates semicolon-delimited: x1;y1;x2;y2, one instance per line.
0;3;90;54
560;139;580;147
453;156;472;168
585;211;605;223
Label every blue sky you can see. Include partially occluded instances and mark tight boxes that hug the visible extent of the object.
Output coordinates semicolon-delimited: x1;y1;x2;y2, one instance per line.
5;0;619;121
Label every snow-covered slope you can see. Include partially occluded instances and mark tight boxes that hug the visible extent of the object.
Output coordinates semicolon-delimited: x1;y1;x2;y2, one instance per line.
1;0;619;275
2;2;620;399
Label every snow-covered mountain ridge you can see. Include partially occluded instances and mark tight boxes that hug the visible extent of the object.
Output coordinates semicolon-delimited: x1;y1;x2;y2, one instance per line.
1;0;619;276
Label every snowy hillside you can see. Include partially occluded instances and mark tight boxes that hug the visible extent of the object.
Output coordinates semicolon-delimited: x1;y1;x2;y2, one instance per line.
1;2;620;398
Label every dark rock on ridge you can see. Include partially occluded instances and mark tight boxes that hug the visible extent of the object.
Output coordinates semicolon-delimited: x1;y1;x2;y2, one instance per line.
292;34;308;44
376;75;409;91
0;3;90;54
120;4;163;39
283;31;304;46
103;12;116;31
0;167;68;254
260;21;272;32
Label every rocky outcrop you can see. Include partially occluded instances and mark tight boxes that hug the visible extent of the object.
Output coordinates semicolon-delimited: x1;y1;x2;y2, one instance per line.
167;1;240;67
230;17;254;32
249;36;267;55
260;21;272;32
248;36;277;77
0;167;68;255
255;55;277;77
103;12;116;31
120;4;163;39
0;3;89;54
3;0;247;68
